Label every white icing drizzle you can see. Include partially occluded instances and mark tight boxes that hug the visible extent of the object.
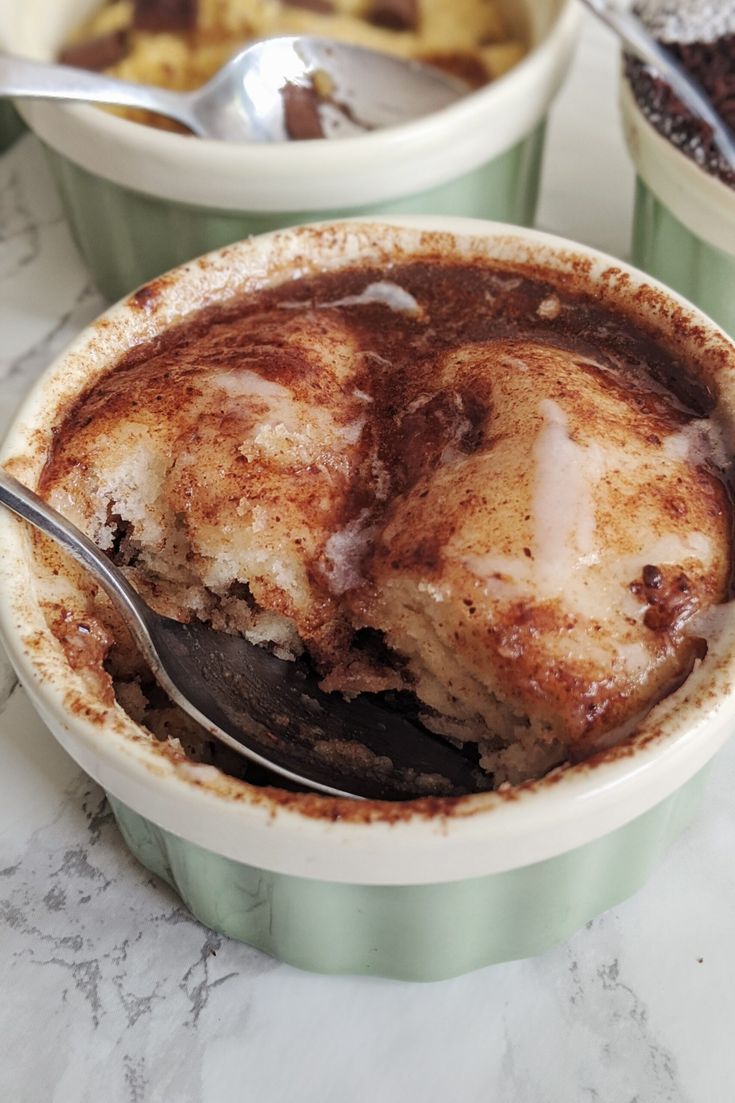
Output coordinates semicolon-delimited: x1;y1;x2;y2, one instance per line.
532;399;603;586
362;350;393;368
321;510;376;594
212;369;291;400
405;393;432;414
662;419;731;468
686;600;734;639
340;417;366;445
214;370;362;470
537;294;561;320
417;581;447;603
499;355;530;372
318;281;422;316
460;400;715;653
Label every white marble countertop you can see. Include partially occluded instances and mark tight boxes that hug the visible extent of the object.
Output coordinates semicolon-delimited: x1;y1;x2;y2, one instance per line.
2;14;735;1101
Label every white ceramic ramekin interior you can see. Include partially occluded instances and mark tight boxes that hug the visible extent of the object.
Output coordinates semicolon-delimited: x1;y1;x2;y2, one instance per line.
3;216;735;886
6;0;579;210
620;78;735;256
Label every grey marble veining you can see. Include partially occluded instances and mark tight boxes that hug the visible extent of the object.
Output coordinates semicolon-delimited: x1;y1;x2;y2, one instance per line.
3;669;734;1103
1;15;734;1102
0;138;103;436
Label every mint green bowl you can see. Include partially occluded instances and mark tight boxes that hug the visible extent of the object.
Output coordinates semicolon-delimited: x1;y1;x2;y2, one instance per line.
107;774;705;980
9;0;578;300
621;81;735;338
43;128;544;302
3;218;735;981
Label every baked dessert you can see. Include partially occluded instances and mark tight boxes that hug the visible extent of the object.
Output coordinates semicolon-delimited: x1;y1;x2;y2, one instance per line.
36;255;732;789
626;0;735;188
59;0;525;133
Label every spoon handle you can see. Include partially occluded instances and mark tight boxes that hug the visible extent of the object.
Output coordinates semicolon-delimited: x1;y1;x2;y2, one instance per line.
0;467;156;642
581;0;735;170
0;51;199;133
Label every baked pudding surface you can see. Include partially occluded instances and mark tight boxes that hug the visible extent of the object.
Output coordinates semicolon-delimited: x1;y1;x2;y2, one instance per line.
38;259;732;786
59;0;525;134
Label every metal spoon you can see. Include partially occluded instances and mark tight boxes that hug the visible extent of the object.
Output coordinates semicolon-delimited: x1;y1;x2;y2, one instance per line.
0;36;466;142
580;0;735;170
0;469;484;801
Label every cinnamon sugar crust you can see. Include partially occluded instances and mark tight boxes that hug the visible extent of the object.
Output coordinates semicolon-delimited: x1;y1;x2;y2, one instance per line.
39;260;732;786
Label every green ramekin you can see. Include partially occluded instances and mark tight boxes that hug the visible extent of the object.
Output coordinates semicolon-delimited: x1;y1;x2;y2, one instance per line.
108;772;705;981
4;219;735;981
621;80;735;338
44;126;543;302
8;0;578;300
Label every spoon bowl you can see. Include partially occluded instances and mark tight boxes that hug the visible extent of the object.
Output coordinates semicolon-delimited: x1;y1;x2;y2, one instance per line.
0;468;485;802
0;36;467;142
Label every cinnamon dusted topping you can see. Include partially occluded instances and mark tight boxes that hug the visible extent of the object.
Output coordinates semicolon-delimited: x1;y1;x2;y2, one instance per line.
45;604;116;706
38;259;732;787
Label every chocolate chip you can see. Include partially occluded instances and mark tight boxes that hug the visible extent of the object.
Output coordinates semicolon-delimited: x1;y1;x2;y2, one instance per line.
59;30;129;71
642;564;663;589
284;0;335;12
419;52;488;89
133;0;198;32
643;572;698;631
368;0;417;32
282;82;324;140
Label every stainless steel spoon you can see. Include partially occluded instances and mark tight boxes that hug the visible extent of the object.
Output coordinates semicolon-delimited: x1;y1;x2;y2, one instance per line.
0;36;466;142
0;469;484;801
580;0;735;170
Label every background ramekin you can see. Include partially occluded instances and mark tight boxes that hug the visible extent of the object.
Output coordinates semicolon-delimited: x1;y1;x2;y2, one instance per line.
0;6;25;151
6;0;578;300
3;217;735;981
621;78;735;338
